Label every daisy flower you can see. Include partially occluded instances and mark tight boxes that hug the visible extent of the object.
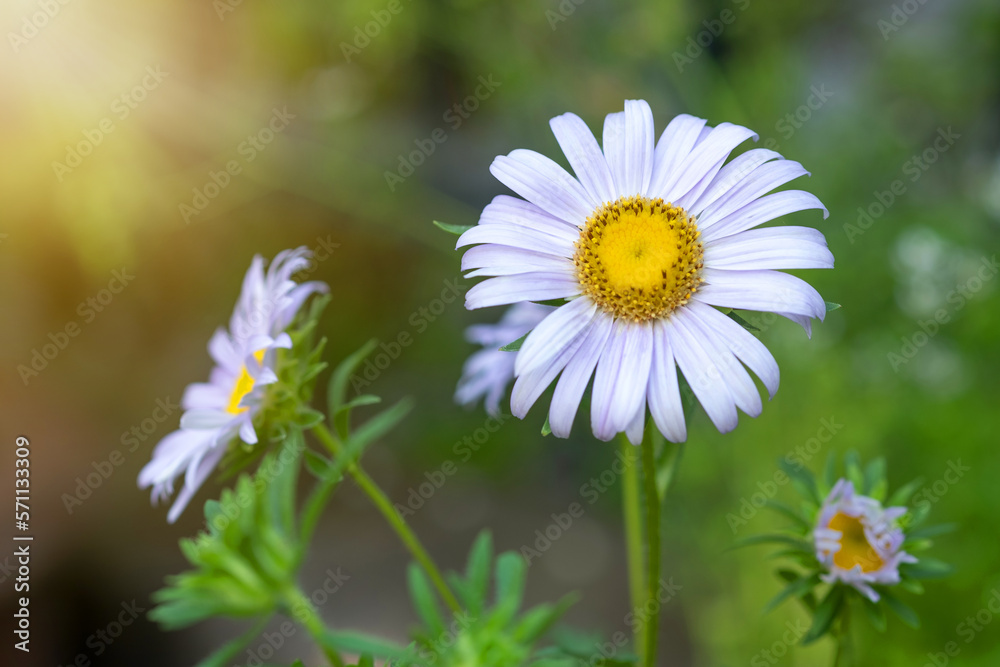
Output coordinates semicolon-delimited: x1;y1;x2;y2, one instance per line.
455;302;553;417
813;479;917;602
139;248;327;522
457;99;834;443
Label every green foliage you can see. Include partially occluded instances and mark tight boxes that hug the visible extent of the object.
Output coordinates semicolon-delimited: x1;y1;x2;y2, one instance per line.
150;434;304;629
432;220;475;236
391;531;583;667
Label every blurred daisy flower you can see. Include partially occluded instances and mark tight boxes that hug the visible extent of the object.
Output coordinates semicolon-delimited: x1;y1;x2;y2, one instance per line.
139;248;327;522
814;479;916;602
456;99;834;443
455;302;552;417
736;452;953;644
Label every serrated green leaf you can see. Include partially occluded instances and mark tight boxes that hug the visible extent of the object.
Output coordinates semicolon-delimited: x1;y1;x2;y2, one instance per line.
801;586;844;645
408;564;445;637
882;590;920;628
500;332;529;352
433;220;475;236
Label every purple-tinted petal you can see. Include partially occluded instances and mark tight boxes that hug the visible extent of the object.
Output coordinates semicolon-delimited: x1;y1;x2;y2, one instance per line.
550;112;617;204
705;226;834;270
700;190;828;243
465;272;580;310
490;149;595;225
547;313;614;438
515;297;598;375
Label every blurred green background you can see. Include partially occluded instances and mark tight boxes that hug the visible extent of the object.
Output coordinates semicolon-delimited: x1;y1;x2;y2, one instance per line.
2;0;999;665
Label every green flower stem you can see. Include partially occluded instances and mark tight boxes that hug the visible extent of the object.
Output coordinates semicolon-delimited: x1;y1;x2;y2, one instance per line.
311;422;462;614
284;586;345;667
833;603;853;667
620;434;647;663
641;432;662;667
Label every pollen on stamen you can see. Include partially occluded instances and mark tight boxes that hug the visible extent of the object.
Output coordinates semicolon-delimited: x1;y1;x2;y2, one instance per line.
573;195;704;322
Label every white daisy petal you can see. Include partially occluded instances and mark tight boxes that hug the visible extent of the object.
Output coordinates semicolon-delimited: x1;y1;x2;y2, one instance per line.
684;148;782;214
662;123;758;202
647;319;687;443
696;159;811;227
684;300;779;398
695;268;827;324
239;419;258;445
624;399;647;446
516;297;599;375
456;223;575;257
603;101;656;197
675;307;762;417
701;190;828;242
478;195;581;236
180;409;234;430
592;320;654;440
462;245;574;276
511;329;586;418
548;313;614;438
649;114;708;198
491;149;595;224
704;226;834;270
550;112;617;204
466;272;580;310
664;315;739;433
166;444;227;524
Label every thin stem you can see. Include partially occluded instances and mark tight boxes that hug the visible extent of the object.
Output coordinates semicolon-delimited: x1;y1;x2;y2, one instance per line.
641;432;662;667
620;434;647;664
311;423;462;614
285;586;345;667
833;602;853;667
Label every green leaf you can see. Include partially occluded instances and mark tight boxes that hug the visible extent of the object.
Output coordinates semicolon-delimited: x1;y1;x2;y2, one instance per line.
763;499;811;530
465;530;493;615
433;220;474;236
494;552;528;624
541;417;552;436
801;586;844;645
825;301;842;311
728;534;814;554
888;477;925;507
303;449;335;478
845;451;864;491
328;339;378;421
900;558;954;580
500;332;529;352
819;451;838;497
346;399;414;454
882;590;920;628
335;395;382;416
863;457;887;501
319;630;411;660
294;407;326;429
189;615;271;667
779;458;821;506
408;564;445;636
725;309;760;331
764;573;821;613
861;596;887;632
905;523;957;541
512;593;578;643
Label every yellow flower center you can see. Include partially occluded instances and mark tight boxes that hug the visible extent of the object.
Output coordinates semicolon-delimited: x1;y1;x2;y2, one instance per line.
828;512;884;573
574;195;704;322
226;350;266;415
